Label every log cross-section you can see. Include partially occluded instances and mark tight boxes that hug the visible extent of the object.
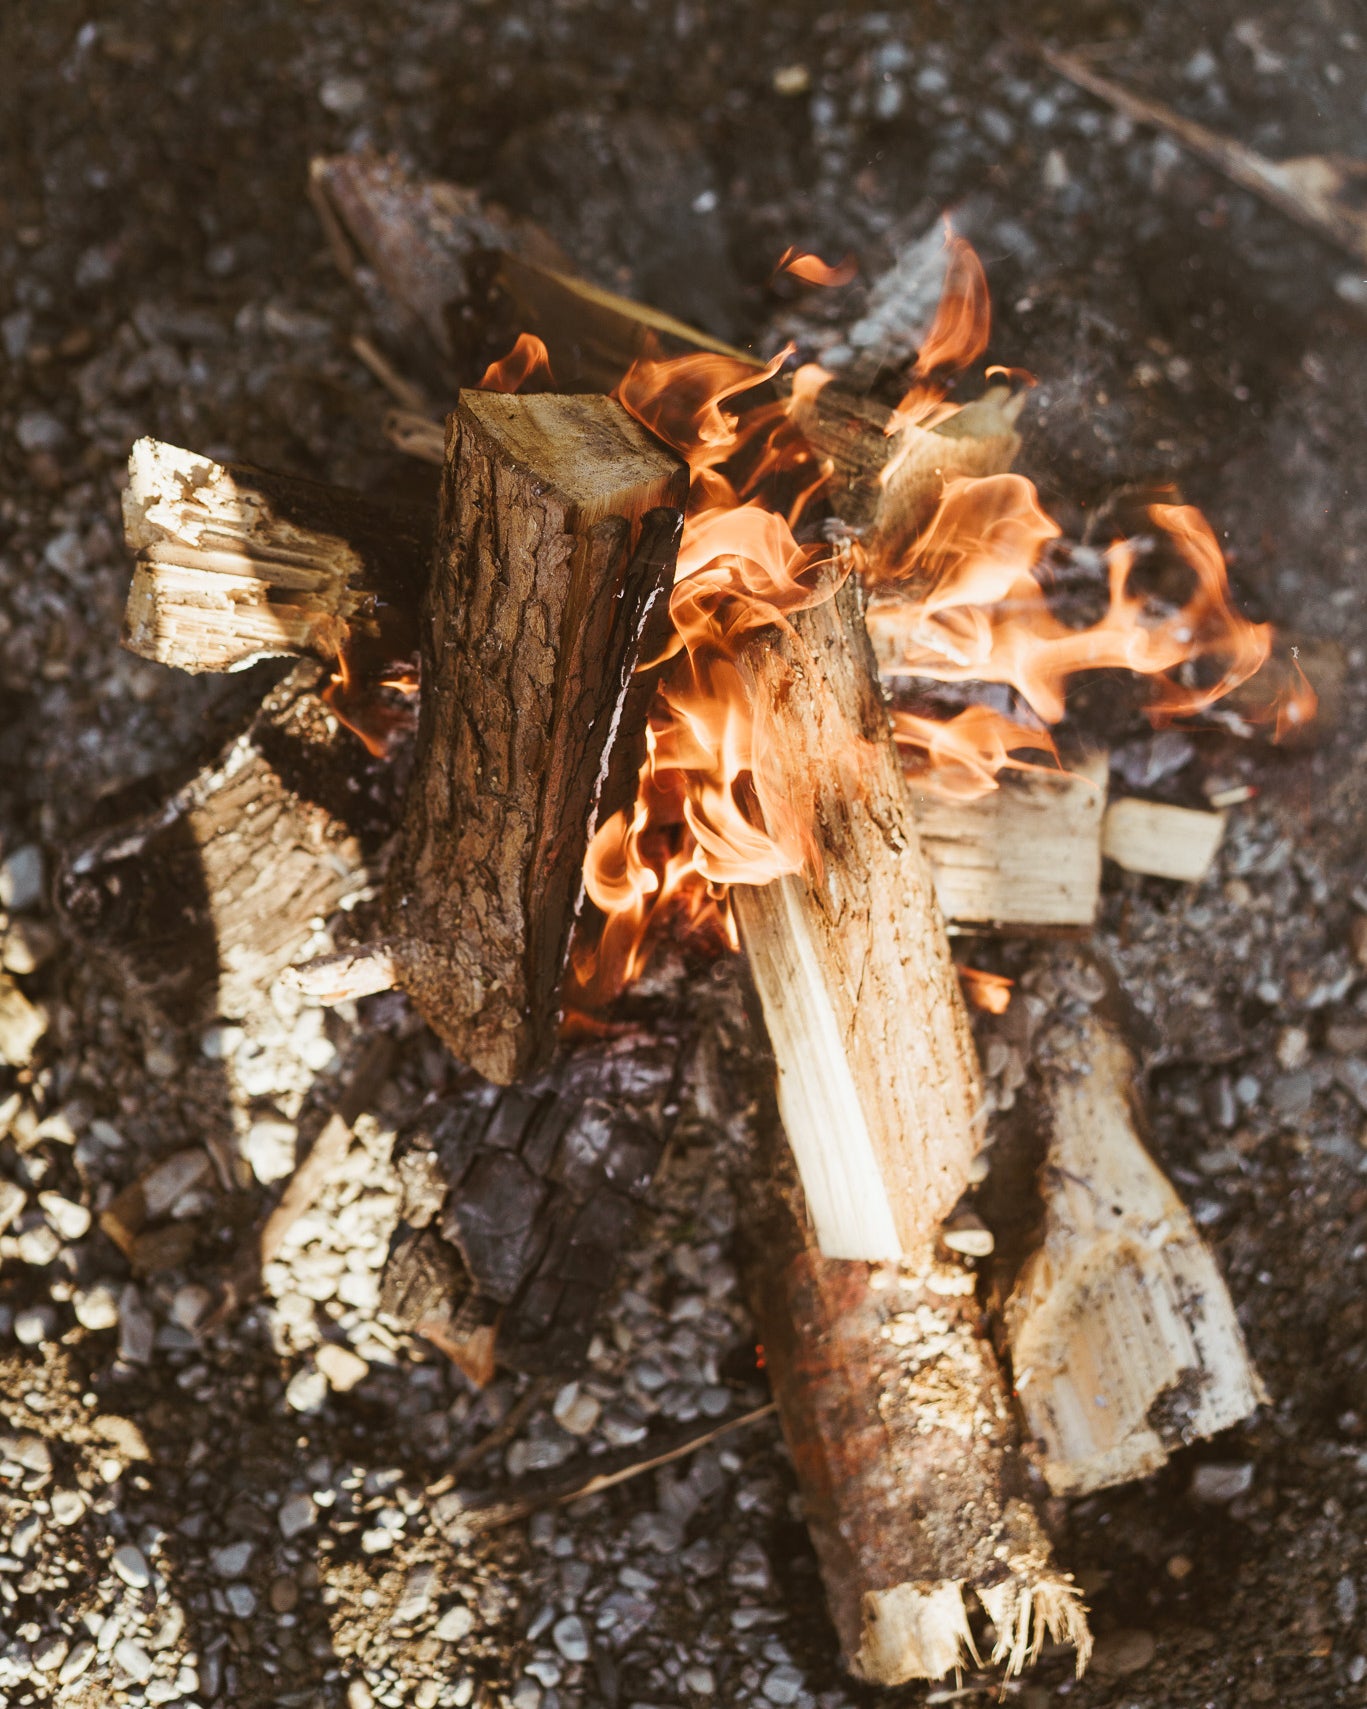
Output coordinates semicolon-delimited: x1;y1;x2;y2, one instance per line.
731;580;984;1260
385;391;687;1085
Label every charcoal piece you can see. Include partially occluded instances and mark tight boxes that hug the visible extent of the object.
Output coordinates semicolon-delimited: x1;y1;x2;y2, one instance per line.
381;1036;680;1377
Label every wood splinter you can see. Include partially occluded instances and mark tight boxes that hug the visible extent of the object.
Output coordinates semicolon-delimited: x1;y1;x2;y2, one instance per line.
383;391;687;1084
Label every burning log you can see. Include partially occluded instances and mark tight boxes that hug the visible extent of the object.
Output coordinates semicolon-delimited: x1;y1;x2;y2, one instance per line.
56;663;393;1023
745;1138;1091;1684
730;580;984;1261
121;438;430;674
380;1034;679;1383
383;391;687;1084
909;753;1108;932
1005;1009;1264;1496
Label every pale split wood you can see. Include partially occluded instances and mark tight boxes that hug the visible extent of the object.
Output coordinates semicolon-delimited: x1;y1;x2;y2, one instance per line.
731;579;984;1261
1102;797;1225;883
908;754;1108;931
121;438;429;673
1006;1012;1265;1497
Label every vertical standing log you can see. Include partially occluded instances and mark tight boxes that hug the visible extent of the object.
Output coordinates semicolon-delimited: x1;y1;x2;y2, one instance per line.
730;579;984;1260
384;392;687;1085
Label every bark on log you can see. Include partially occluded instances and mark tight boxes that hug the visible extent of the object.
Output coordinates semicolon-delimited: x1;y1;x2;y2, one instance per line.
1005;1009;1265;1496
744;1141;1090;1684
55;663;395;1023
121;439;431;674
380;1035;680;1381
384;392;687;1084
730;579;985;1261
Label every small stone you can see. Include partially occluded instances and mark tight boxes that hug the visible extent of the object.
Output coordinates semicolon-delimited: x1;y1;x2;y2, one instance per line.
1350;916;1367;971
44;529;86;577
1190;1462;1254;1503
1276;1025;1310;1070
50;1489;85;1526
360;1526;395;1554
552;1614;590;1663
684;1664;715;1694
0;847;43;912
728;1540;772;1594
210;1540;253;1578
286;1367;328;1414
242;1118;296;1185
510;1681;542;1709
394;1563;438;1625
1269;1070;1314;1118
118;1285;155;1364
1166;1553;1193;1580
940;1210;994;1257
225;1582;257;1617
16;1221;61;1266
169;1284;212;1332
317;1343;369;1392
1091;1628;1156;1677
772;64;811;95
139;1149;211;1217
0;1181;25;1234
38;1191;91;1241
434;1604;475;1643
14;1305;56;1345
114;1638;154;1684
33;1634;69;1673
552;1381;601;1437
278;1492;317;1539
73;1283;120;1331
270;1574;300;1613
0;973;47;1066
15;411;66;454
320;74;367;114
414;1683;440;1709
112;1543;152;1588
2;919;57;975
762;1664;805;1704
58;1639;95;1683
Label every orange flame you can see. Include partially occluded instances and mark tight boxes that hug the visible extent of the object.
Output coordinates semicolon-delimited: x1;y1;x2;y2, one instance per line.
775;246;858;287
1271;654;1318;742
959;967;1013;1014
323;649;419;758
479;332;555;392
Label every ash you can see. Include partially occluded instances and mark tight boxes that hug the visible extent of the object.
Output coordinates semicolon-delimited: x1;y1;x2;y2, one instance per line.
2;4;1367;1708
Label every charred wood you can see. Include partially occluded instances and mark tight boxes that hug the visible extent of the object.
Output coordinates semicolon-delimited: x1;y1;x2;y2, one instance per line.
380;1035;680;1381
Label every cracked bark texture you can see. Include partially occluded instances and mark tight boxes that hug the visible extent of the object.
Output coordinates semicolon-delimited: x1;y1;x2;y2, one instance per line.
730;578;984;1261
385;391;686;1085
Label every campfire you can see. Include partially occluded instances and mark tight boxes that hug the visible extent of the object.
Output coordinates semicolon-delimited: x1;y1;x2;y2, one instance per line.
61;151;1312;1687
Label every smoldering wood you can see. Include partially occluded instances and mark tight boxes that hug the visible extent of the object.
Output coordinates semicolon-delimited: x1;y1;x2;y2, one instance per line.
730;579;985;1262
743;1138;1091;1685
1003;1008;1265;1497
384;392;687;1085
56;662;396;1024
121;438;431;674
380;1036;680;1381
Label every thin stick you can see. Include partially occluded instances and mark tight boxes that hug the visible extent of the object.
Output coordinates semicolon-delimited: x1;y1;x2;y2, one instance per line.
429;1378;552;1493
1042;44;1367;266
351;333;434;416
434;1403;776;1537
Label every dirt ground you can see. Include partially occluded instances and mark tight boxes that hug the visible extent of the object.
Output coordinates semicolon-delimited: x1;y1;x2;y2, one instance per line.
3;2;1367;1707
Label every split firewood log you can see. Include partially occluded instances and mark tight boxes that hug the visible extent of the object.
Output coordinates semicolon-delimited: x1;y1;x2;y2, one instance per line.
999;998;1264;1496
382;391;688;1084
380;1034;681;1383
55;662;395;1023
1101;798;1225;884
121;438;430;675
744;1135;1091;1684
730;579;985;1261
